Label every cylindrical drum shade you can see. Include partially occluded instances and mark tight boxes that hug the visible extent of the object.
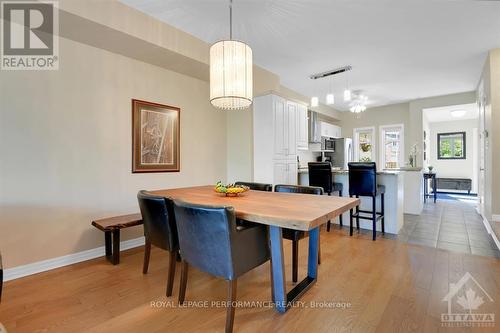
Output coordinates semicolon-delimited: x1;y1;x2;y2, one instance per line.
210;40;253;110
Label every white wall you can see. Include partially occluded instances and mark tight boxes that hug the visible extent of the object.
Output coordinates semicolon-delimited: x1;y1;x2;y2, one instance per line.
0;37;227;268
428;119;479;193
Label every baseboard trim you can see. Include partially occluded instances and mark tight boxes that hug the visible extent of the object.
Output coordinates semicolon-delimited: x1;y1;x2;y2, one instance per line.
480;216;500;251
4;236;145;282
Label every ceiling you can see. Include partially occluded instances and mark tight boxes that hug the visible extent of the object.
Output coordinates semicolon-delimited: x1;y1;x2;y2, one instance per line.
121;0;500;111
424;103;478;123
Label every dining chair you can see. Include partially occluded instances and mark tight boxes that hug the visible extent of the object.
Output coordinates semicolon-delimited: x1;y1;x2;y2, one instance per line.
274;184;323;283
308;162;344;231
173;200;270;333
137;190;179;296
234;181;272;192
348;162;385;241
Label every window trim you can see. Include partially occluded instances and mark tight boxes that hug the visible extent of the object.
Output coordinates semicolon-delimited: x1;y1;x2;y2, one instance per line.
379;124;405;169
437;131;466;160
353;126;376;163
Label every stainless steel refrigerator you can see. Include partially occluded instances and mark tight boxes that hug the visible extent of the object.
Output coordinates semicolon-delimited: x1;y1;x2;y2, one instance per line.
325;138;353;169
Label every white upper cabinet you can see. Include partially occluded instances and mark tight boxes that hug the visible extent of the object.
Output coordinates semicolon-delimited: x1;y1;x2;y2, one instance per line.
296;103;308;150
273;96;287;159
320;121;342;138
286;101;297;156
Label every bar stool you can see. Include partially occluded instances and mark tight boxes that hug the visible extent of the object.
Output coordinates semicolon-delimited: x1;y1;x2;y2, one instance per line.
348;162;385;241
308;162;344;231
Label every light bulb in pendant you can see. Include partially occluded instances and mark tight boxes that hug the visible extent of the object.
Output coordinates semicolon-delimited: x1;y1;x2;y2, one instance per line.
344;89;351;101
311;96;319;107
326;93;335;105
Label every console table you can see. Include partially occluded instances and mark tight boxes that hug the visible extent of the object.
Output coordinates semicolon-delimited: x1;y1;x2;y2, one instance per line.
423;173;437;203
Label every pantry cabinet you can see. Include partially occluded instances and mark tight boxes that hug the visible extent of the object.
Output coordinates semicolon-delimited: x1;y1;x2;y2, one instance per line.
253;94;299;185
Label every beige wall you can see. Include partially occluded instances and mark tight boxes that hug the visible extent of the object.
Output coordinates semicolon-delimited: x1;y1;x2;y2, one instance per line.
0;37;227;268
340;102;411;167
479;49;500;221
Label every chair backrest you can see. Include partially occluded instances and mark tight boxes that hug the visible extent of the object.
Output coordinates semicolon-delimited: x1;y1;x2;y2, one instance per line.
274;184;324;195
173;200;237;280
234;181;272;192
308;162;333;193
137;190;178;252
348;162;377;196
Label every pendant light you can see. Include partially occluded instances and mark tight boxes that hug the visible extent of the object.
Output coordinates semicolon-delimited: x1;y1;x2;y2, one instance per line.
210;0;253;110
311;96;319;107
343;70;351;102
326;75;335;105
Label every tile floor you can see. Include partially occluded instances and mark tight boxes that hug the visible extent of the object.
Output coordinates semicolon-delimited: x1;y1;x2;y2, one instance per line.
397;194;500;258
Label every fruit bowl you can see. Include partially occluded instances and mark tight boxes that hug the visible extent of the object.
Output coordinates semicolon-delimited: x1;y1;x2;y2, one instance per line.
214;182;250;197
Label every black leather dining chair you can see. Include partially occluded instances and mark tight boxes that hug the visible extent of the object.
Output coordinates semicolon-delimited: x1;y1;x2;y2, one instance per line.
234;181;272;192
308;162;344;231
137;190;179;296
173;200;270;333
347;162;385;241
274;184;323;283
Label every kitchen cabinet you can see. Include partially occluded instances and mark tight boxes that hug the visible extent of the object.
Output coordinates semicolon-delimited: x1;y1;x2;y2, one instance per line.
296;103;308;150
273;161;298;185
320;121;342;138
253;94;299;185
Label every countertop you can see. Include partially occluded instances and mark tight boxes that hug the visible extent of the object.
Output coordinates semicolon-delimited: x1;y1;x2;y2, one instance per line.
297;167;399;175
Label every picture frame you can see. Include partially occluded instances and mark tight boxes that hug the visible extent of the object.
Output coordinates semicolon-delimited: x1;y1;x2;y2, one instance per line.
132;99;180;173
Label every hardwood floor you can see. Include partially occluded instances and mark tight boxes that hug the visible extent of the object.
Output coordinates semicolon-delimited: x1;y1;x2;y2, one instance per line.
1;227;499;332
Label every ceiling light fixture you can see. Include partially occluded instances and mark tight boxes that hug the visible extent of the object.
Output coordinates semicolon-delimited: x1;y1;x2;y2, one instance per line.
210;0;252;110
311;96;319;107
450;110;466;118
326;93;335;105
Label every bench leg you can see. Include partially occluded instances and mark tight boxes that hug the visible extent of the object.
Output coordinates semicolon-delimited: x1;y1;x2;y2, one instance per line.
112;229;120;265
105;231;112;261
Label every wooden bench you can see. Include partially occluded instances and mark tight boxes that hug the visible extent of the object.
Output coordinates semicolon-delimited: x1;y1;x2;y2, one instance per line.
436;178;472;194
91;213;143;265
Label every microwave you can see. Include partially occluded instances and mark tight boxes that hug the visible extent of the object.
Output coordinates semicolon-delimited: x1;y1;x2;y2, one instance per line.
321;136;335;151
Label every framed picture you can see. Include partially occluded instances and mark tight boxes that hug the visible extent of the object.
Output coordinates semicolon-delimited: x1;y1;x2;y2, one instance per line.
132;99;180;173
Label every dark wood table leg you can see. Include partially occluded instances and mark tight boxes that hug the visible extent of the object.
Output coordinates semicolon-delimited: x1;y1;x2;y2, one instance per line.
105;231;112;262
269;225;319;313
112;229;120;265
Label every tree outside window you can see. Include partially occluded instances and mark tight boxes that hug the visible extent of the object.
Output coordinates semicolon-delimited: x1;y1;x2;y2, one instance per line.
438;132;466;159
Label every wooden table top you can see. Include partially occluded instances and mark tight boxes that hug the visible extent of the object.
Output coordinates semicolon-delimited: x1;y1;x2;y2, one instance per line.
91;213;143;231
151;186;360;231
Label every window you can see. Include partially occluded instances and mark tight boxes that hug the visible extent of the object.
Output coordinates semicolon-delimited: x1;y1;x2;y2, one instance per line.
380;124;404;169
353;127;376;162
438;132;466;159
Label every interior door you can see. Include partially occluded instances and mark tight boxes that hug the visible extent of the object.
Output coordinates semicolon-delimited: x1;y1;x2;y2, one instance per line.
478;81;486;214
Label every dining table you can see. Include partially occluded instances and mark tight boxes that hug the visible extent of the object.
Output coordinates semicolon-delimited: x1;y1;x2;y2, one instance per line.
151;185;360;313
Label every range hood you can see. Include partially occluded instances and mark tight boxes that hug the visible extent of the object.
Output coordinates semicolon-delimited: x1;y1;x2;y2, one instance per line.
308;111;321;143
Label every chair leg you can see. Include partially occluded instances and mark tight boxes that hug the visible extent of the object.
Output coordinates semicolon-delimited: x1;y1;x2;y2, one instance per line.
178;260;188;304
349;207;354;236
292;240;298;283
142;239;151;274
318;237;321;265
355;195;360;231
381;193;385;234
225;279;237;333
372;196;377;241
0;266;3;303
338;190;343;227
166;250;176;297
326;220;331;232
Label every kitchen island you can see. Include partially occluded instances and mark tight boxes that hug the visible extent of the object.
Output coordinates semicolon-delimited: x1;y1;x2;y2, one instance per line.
298;168;404;234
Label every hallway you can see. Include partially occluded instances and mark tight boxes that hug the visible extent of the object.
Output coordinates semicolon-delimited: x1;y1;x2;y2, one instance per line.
399;194;500;258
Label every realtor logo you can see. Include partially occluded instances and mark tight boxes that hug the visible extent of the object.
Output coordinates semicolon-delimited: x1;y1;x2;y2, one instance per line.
1;1;59;70
441;272;495;327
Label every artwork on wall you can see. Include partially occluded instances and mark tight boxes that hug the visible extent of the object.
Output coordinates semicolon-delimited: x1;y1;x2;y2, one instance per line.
132;99;180;173
423;130;427;161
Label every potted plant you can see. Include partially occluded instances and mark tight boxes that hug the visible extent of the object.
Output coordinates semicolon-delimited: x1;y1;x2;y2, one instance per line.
428;165;434;173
